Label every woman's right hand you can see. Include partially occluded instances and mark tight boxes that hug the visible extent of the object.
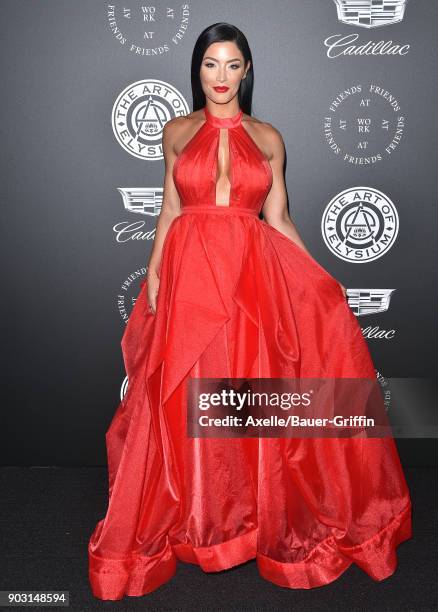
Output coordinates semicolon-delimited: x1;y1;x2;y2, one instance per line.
146;268;160;315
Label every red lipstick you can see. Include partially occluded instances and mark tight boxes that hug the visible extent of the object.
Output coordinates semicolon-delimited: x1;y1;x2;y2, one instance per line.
213;86;229;92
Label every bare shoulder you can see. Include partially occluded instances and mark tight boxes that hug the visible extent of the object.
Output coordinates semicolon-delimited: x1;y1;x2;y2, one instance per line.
163;110;205;155
164;109;204;131
242;113;284;161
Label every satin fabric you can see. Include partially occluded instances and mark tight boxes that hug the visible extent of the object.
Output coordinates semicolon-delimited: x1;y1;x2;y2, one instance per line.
88;106;412;600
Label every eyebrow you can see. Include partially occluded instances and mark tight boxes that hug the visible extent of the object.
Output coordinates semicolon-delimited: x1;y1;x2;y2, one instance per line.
203;56;242;62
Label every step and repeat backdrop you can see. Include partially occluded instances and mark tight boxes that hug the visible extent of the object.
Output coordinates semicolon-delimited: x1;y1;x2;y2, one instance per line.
2;0;437;464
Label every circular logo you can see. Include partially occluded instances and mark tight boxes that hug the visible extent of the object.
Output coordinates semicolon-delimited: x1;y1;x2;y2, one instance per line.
321;186;399;263
117;267;147;322
322;84;405;165
106;2;191;55
111;79;189;160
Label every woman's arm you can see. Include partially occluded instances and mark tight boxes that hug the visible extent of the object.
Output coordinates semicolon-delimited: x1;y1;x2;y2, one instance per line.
145;119;182;313
146;119;182;279
261;125;346;298
261;125;312;254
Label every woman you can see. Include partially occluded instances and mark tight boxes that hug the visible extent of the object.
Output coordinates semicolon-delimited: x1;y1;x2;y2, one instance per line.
88;23;412;600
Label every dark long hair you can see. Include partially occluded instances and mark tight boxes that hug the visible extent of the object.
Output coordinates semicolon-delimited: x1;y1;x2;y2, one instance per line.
191;23;254;116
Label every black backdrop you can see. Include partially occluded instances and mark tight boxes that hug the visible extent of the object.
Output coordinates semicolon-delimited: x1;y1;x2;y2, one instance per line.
1;0;437;465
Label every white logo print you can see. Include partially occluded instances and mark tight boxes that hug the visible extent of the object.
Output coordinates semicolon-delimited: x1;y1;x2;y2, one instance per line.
323;83;406;164
106;3;191;55
333;0;409;29
111;79;189;160
117;268;147;322
120;375;129;402
117;187;163;216
113;187;163;243
347;288;396;316
321;187;399;263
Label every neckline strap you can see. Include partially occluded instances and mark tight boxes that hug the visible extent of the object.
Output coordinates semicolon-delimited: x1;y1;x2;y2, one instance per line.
203;105;243;128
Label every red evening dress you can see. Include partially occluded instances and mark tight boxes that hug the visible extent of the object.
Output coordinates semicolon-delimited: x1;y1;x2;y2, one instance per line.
88;106;412;600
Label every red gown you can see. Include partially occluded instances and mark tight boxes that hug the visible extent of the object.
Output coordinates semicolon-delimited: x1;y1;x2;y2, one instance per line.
88;106;412;600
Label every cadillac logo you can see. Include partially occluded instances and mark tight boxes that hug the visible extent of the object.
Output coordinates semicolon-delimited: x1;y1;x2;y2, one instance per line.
347;288;396;316
321;186;399;263
112;187;163;243
117;187;163;216
333;0;409;29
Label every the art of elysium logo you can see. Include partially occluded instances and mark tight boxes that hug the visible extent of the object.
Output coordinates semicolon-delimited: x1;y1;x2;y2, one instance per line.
333;0;409;29
321;187;399;263
107;2;191;55
325;0;410;58
111;79;189;160
323;83;405;165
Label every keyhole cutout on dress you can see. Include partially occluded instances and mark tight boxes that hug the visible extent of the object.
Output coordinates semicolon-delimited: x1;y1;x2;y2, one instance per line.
214;128;231;207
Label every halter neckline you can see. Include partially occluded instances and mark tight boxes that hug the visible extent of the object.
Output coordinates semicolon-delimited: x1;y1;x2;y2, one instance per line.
203;105;243;128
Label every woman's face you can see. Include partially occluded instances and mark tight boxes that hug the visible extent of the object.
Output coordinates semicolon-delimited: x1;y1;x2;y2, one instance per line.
200;41;249;105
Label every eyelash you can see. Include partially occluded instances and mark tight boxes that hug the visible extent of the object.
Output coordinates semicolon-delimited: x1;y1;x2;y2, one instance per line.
204;62;241;70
